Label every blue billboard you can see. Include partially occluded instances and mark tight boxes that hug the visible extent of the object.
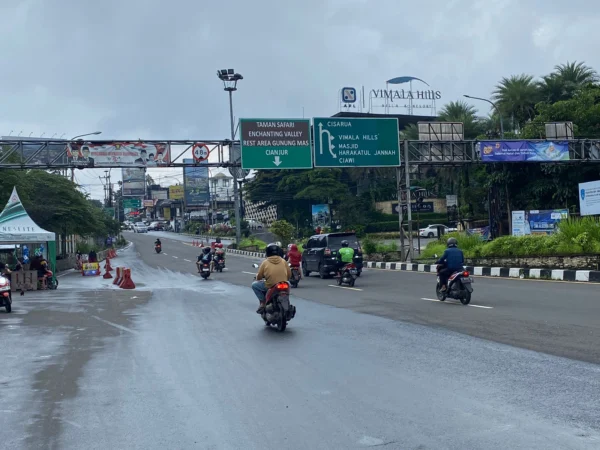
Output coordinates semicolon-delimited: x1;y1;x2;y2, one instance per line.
183;158;209;206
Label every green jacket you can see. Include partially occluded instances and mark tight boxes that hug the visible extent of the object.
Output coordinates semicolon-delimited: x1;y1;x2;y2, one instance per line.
338;247;355;263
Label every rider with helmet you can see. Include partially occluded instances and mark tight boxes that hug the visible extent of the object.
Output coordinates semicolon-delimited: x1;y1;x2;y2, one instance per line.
196;246;212;272
337;240;355;275
284;243;302;276
436;237;465;291
252;243;291;314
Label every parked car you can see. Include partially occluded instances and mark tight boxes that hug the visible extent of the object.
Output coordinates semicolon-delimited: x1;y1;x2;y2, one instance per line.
148;221;164;231
247;219;264;230
419;224;458;238
301;232;363;279
133;223;148;233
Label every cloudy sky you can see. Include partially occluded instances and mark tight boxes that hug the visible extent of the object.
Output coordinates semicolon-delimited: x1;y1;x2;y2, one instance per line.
1;0;598;199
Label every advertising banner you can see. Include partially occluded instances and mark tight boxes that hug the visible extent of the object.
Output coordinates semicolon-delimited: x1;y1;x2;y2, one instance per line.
511;209;568;235
311;204;331;228
163;208;171;220
479;141;569;162
122;168;146;196
169;185;184;200
183;158;209;206
143;199;155;207
466;226;490;241
67;142;171;167
579;180;600;216
82;262;100;276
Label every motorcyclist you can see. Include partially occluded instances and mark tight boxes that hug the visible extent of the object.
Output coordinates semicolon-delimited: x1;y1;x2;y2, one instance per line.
154;238;161;247
252;243;291;314
284;243;302;278
337;240;354;275
196;246;212;273
436;237;465;292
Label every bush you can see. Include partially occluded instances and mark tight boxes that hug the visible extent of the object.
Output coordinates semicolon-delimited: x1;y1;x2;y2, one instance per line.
361;236;378;255
270;220;295;246
239;237;267;250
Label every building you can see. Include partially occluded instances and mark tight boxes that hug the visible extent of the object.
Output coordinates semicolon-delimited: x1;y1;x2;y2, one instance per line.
209;171;234;201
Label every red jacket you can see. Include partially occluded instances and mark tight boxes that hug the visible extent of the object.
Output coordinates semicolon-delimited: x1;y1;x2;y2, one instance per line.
285;244;302;266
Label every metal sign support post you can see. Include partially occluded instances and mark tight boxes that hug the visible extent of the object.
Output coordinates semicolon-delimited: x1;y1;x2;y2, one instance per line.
404;141;414;262
396;166;406;261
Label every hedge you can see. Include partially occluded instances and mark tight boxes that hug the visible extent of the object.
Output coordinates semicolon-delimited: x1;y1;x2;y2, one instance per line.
419;217;600;259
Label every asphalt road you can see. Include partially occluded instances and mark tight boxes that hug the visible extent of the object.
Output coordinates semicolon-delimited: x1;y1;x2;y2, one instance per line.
138;232;600;365
0;234;598;449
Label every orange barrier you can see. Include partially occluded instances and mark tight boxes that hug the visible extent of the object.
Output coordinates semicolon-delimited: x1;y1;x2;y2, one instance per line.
105;258;113;272
119;268;136;289
103;263;113;279
113;267;123;285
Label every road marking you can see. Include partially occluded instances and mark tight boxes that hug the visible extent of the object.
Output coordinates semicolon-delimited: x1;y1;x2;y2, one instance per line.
163;253;168;255
420;297;493;309
90;315;139;334
184;259;192;262
242;271;256;275
328;284;363;291
172;256;178;259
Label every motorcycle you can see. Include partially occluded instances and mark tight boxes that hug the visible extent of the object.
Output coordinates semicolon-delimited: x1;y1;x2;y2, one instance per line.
337;263;358;287
252;263;296;332
155;244;162;254
199;262;211;279
0;275;11;312
435;264;474;305
213;252;225;273
46;271;58;290
289;264;301;288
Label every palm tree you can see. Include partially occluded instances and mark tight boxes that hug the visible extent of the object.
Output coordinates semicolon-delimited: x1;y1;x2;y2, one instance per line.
492;74;540;130
538;62;598;103
554;61;598;86
538;74;567;103
438;100;481;139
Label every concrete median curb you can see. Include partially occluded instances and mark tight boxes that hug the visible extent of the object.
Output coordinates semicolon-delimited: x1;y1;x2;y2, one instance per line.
365;261;600;283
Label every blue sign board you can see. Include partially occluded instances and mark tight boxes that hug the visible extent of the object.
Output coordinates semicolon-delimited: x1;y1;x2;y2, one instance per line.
479;140;570;162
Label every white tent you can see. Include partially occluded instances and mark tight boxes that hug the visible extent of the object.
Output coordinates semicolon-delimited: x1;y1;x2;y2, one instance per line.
0;187;55;243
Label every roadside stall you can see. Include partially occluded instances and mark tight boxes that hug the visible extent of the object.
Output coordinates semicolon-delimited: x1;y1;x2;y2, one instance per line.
0;187;56;291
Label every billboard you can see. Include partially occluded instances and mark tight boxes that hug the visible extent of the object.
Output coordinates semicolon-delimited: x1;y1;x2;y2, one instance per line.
67;141;171;167
169;185;184;200
312;204;330;228
579;180;600;216
121;168;146;197
479;141;569;162
511;209;569;236
183;158;209;206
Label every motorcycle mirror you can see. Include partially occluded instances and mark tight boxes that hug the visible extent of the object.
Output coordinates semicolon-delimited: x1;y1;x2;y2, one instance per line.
252;263;259;268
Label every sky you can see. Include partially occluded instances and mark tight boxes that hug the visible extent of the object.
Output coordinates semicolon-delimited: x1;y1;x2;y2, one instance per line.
1;0;599;199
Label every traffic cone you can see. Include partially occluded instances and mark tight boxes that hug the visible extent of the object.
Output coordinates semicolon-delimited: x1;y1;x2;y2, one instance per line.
103;264;113;279
113;267;122;285
105;258;113;272
119;268;136;289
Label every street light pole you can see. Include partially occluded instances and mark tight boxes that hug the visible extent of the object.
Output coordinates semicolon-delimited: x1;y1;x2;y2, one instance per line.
217;69;244;246
69;131;102;182
463;95;504;138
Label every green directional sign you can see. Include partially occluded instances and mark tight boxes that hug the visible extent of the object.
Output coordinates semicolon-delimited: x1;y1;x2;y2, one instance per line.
240;118;313;169
313;117;401;167
122;198;141;209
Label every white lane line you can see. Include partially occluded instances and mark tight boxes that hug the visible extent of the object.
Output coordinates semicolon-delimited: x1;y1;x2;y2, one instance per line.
163;253;168;255
172;256;178;259
328;284;363;292
90;315;139;334
420;297;493;309
242;271;257;275
184;259;192;262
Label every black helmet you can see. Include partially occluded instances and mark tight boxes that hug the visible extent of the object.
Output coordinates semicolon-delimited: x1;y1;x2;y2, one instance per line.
447;237;458;248
202;247;211;254
265;243;281;257
341;240;349;247
216;237;221;243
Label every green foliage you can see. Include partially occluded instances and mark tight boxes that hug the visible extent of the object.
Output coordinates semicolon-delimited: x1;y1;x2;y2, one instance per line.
238;237;267;250
420;218;600;259
269;219;295;246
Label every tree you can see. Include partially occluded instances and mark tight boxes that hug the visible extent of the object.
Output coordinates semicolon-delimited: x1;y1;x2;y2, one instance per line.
538;61;598;104
492;74;540;130
438;100;482;139
269;219;295;247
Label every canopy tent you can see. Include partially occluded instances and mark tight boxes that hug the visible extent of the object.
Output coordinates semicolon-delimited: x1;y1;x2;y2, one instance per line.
0;187;56;272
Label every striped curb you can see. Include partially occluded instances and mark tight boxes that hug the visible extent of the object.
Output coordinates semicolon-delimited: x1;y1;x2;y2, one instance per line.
364;261;600;283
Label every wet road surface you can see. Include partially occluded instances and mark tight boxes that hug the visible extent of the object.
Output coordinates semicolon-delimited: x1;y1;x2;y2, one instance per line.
0;236;599;449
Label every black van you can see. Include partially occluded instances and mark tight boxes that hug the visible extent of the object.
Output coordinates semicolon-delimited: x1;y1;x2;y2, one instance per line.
302;232;363;279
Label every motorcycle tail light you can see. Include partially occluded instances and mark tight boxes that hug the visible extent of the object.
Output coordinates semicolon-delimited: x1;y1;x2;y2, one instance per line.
276;282;289;290
463;271;470;277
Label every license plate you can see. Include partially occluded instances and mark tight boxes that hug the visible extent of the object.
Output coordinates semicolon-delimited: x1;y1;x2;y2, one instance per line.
462;278;471;284
202;268;210;272
349;269;357;274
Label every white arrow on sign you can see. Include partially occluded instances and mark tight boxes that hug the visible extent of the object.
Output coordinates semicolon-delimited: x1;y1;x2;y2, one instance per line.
273;156;282;166
318;122;336;158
